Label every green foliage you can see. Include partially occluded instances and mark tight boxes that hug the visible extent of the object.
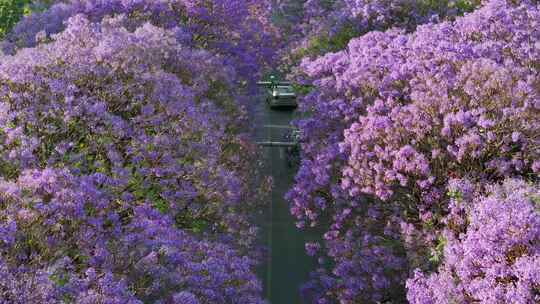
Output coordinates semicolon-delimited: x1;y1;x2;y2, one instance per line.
0;0;28;39
49;272;69;287
532;194;540;212
0;0;60;39
454;0;482;12
415;0;480;16
447;189;464;202
295;23;359;60
292;83;313;96
428;235;447;265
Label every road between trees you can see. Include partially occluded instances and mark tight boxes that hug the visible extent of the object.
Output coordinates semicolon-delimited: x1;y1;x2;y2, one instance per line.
253;91;321;304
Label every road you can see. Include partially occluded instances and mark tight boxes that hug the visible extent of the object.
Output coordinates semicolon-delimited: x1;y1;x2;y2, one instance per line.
252;92;320;304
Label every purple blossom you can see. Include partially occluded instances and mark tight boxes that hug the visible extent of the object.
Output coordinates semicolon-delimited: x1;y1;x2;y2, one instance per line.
2;0;279;82
407;179;540;304
0;3;272;302
286;0;540;302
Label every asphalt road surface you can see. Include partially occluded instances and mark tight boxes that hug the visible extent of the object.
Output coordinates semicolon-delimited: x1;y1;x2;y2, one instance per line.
253;92;320;304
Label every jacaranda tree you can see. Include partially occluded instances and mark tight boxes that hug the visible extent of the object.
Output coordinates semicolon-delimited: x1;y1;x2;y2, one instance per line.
1;0;279;81
276;0;481;74
0;1;276;302
1;0;539;303
287;0;540;302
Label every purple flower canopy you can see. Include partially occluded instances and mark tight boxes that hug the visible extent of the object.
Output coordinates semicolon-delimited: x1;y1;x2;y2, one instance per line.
0;1;275;302
0;0;539;303
408;179;540;303
2;0;279;80
277;0;477;71
286;0;540;302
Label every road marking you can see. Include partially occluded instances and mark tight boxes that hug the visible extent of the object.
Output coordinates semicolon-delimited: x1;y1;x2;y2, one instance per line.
263;124;296;129
257;141;296;147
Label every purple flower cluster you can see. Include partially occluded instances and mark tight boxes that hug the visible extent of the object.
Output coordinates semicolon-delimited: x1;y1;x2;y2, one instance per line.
338;0;540;225
277;0;479;71
1;0;278;80
407;179;540;303
286;0;540;302
0;169;264;303
300;203;409;303
0;4;273;303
